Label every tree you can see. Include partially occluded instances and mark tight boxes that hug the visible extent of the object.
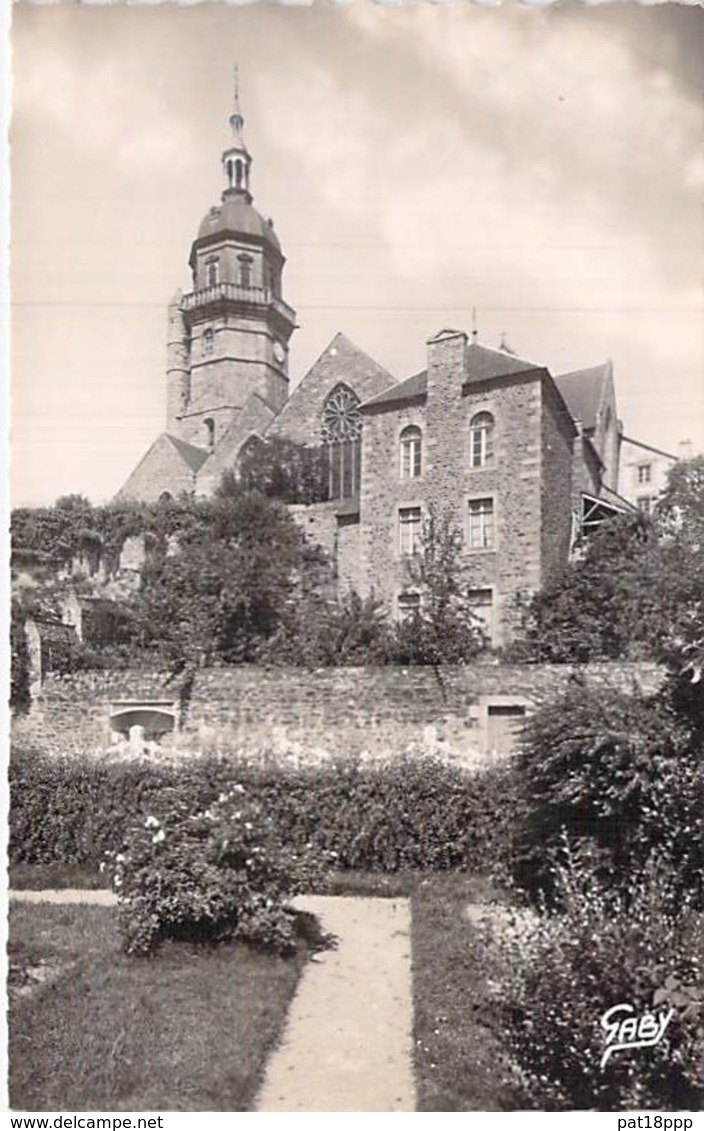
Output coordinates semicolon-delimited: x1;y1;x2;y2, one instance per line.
513;458;704;664
135;491;304;667
218;437;329;505
394;506;487;665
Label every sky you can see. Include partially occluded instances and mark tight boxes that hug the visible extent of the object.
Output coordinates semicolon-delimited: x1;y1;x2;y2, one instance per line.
9;2;704;507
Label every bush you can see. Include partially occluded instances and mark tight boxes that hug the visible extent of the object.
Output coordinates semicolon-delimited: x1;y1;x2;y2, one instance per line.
105;786;328;955
9;746;517;879
514;681;703;907
493;845;704;1110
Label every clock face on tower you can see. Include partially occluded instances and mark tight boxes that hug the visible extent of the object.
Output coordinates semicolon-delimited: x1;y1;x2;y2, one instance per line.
273;341;286;364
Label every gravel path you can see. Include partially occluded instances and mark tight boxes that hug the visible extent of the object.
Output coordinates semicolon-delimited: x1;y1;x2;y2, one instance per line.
256;894;416;1112
9;889;117;905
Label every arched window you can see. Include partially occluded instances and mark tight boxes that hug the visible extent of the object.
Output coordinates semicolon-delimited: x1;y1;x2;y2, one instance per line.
469;412;495;468
399;425;422;480
158;491;173;505
206;258;219;288
238;254;253;288
235;160;243;188
226;159;234;187
321;384;362;500
204;418;215;450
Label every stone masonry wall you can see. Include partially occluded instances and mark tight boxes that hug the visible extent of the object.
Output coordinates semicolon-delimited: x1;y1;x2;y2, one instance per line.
13;662;662;771
540;378;576;589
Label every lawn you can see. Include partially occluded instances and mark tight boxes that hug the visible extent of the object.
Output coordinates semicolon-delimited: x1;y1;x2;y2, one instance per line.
10;868;519;1112
411;873;519;1111
9;902;308;1111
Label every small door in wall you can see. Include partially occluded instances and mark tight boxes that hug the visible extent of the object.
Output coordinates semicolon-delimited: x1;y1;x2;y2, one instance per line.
486;704;526;756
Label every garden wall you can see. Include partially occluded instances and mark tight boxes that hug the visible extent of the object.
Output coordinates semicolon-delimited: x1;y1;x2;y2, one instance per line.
13;662;663;769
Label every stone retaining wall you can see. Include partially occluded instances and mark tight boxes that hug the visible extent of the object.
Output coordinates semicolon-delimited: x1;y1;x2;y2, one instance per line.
13;662;662;769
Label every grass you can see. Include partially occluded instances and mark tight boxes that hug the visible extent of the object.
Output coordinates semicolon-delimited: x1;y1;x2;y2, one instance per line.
9;903;308;1111
410;872;520;1111
10;866;521;1111
10;862;109;890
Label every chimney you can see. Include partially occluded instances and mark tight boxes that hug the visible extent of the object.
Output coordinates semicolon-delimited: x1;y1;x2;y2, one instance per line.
426;328;468;399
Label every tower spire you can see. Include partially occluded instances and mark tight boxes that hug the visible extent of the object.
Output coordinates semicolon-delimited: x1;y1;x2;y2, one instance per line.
223;65;252;202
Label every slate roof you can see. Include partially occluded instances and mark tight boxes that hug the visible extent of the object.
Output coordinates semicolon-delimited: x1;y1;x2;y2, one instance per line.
166;434;211;473
553;363;610;431
362;341;543;411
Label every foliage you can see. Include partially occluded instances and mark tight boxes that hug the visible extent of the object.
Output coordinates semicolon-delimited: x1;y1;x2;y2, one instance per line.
511;514;664;662
218;436;329;505
397;507;487;665
10;745;517;879
494;845;704;1110
133;491;304;667
105;786;328;955
512;457;704;665
261;588;393;667
10;606;32;715
513;681;703;906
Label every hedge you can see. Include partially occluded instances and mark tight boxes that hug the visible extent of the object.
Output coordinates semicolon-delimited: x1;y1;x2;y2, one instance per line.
9;745;518;876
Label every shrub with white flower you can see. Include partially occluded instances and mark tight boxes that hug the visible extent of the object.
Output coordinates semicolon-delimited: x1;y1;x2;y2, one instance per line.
104;786;330;956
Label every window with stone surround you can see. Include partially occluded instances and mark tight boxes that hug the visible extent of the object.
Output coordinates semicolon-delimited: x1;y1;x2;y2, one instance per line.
467;498;494;549
637;463;652;484
399;426;422;480
202;327;214;354
206;258;220;288
399;506;422;555
467;587;494;641
469;412;495;468
238;254;253;288
204;418;215;450
321;384;362;500
397;590;421;622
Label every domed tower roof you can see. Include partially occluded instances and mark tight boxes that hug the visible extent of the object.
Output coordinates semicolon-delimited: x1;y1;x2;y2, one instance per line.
189;70;283;268
195;195;282;253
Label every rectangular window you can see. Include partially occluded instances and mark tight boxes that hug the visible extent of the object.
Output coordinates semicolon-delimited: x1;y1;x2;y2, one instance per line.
397;591;421;623
637;464;652;484
467;587;493;641
399;506;422;555
467;498;494;549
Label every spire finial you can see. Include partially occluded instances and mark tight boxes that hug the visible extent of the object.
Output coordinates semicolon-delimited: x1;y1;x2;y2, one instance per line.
233;65;241;115
471;308;478;342
223;67;252;201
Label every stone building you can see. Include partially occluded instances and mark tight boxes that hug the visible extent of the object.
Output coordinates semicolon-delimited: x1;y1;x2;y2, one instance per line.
118;89;632;644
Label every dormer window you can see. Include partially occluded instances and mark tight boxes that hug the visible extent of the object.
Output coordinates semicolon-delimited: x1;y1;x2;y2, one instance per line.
206;258;219;288
238;254;253;288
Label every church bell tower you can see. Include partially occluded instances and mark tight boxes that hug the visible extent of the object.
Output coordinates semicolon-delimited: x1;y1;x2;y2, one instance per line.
166;73;297;453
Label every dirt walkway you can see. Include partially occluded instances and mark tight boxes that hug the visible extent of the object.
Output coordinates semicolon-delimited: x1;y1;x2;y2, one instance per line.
256;894;416;1112
9;889;117;905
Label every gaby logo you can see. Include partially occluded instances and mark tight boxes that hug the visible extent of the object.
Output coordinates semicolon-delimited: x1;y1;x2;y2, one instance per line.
600;1003;675;1069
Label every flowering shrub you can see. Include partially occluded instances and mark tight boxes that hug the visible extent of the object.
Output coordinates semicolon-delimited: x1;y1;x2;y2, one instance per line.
105;785;331;956
491;844;704;1110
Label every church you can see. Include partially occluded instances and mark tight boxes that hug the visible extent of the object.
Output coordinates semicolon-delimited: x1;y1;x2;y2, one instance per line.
118;88;629;645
